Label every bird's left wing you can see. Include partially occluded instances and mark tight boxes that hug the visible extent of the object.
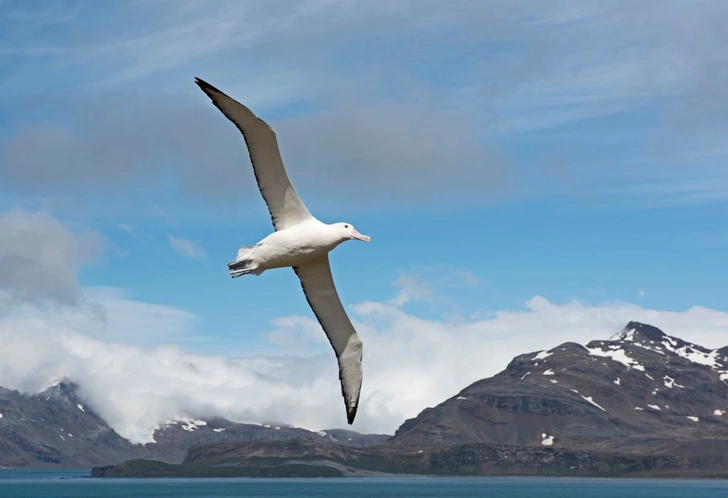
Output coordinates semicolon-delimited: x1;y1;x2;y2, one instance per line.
293;255;363;424
195;77;313;231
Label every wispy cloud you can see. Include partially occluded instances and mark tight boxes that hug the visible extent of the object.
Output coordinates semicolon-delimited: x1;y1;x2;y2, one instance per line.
118;223;134;234
388;274;432;307
168;234;206;261
388;265;482;308
2;1;727;211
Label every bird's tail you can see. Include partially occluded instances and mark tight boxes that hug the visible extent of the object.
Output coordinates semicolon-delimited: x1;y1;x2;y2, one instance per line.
228;246;264;278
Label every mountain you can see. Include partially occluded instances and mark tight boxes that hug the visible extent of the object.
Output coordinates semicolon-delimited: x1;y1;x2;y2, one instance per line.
6;321;728;475
93;321;728;477
389;321;728;455
0;381;388;468
0;381;136;467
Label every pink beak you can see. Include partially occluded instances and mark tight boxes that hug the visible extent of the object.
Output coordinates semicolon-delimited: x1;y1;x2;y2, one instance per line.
352;230;371;242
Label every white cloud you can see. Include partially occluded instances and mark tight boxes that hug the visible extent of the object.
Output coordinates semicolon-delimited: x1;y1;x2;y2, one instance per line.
119;223;135;234
168;234;206;261
1;287;726;444
0;209;101;307
4;286;200;345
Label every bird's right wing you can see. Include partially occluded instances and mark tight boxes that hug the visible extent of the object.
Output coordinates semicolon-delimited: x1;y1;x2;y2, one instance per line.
293;255;363;424
195;78;313;231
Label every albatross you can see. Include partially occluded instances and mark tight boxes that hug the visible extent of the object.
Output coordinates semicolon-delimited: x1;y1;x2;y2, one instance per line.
195;78;370;425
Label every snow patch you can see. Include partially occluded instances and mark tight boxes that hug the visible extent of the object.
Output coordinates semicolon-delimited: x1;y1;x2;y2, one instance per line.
520;372;531;380
635;407;644;411
661;340;719;367
714;410;725;416
633;342;665;355
549;379;559;384
456;396;467;400
67;433;73;437
648;404;661;411
532;350;553;361
543;369;554;376
613;378;620;385
645;373;654;380
213;428;226;433
587;346;645;371
316;430;327;437
580;395;606;412
180;419;207;432
0;413;3;418
541;433;554;446
663;376;685;389
77;404;85;412
687;416;699;422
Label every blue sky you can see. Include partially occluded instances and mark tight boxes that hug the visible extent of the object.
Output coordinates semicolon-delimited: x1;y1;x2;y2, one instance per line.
1;1;728;436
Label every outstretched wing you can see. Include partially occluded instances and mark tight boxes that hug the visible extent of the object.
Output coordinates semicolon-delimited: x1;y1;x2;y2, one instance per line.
293;255;363;424
195;77;312;231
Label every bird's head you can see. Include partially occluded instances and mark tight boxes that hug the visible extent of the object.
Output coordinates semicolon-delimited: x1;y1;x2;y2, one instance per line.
334;222;370;243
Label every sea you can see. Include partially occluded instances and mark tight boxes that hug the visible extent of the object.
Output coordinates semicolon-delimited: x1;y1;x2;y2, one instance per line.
1;469;727;498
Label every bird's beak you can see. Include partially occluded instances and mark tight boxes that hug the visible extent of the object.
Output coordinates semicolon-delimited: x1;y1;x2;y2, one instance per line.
352;230;371;243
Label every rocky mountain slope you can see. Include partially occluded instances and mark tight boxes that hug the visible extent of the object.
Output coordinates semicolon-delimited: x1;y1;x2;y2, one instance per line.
390;321;728;455
0;382;387;467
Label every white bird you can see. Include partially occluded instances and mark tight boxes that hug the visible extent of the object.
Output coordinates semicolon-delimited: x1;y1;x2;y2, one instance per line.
195;78;370;424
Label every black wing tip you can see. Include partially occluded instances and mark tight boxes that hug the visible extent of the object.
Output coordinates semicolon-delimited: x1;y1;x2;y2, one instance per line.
194;77;223;96
346;403;359;425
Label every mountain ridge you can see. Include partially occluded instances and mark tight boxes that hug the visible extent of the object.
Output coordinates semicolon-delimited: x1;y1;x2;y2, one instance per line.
93;320;728;477
0;381;387;467
389;321;728;453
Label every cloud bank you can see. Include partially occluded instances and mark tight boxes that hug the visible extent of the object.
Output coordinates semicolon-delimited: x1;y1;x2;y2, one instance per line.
0;95;508;210
1;289;726;444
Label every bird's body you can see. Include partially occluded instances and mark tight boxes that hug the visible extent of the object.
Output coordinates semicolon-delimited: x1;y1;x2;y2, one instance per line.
195;77;370;424
232;220;350;276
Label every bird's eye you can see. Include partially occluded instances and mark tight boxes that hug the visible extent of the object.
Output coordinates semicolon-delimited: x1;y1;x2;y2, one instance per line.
345;224;349;228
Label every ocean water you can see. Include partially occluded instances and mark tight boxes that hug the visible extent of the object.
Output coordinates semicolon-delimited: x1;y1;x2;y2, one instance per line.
1;469;727;498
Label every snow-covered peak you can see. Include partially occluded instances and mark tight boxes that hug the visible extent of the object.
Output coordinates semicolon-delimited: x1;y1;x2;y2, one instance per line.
612;322;666;342
603;322;726;379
